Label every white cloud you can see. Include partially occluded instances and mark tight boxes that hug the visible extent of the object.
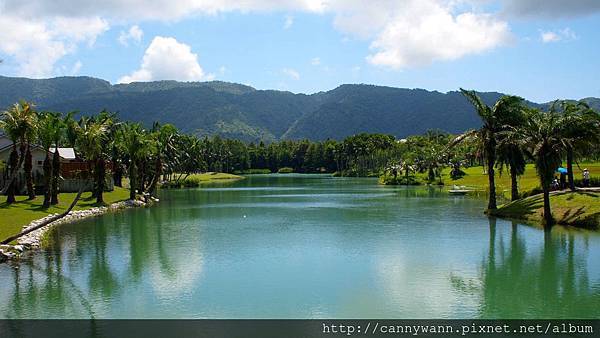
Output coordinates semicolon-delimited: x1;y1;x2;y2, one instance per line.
310;57;321;66
282;68;300;80
283;15;294;29
540;28;577;43
70;61;82;75
118;36;213;83
0;14;108;77
118;25;143;46
0;0;513;74
363;1;511;69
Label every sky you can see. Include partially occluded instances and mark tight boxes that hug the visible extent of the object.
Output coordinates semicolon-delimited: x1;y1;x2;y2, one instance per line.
0;0;599;102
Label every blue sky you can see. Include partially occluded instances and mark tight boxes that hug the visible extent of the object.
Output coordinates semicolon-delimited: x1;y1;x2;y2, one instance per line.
1;0;599;102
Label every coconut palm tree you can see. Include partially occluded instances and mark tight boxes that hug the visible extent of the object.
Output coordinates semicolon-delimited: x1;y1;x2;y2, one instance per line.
512;108;564;227
452;90;524;210
0;107;22;204
37;112;63;207
0;101;38;202
119;123;152;200
19;101;38;200
557;101;600;190
77;116;109;204
496;133;527;201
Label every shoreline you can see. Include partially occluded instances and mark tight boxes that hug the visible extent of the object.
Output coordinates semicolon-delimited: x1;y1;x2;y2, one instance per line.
490;190;600;229
0;199;147;263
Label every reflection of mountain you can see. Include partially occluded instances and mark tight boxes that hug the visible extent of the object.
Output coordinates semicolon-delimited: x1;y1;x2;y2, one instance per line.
453;218;600;319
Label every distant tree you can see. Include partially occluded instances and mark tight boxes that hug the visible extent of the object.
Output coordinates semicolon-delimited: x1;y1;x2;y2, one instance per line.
557;101;600;190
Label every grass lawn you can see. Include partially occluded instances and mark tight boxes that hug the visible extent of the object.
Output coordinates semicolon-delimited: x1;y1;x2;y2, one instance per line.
441;162;600;199
491;191;600;228
185;172;243;182
0;187;130;241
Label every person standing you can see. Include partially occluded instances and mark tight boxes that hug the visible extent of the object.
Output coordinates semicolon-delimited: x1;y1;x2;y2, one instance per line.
583;168;590;187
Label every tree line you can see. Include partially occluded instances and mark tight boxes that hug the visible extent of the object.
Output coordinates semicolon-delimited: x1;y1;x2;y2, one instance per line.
0;102;405;206
2;92;599;228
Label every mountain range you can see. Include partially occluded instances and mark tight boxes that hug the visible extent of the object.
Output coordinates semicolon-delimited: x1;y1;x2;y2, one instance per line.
1;75;598;142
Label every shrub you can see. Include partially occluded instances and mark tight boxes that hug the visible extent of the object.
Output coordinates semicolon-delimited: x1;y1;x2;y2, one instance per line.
277;167;294;174
182;177;201;187
235;168;272;174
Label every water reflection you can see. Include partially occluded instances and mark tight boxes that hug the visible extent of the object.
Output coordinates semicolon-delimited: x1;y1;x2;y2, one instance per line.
0;175;598;318
453;217;600;318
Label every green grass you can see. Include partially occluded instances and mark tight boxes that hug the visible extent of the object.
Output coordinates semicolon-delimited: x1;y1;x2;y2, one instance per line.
0;187;130;241
162;172;244;188
234;168;272;174
277;167;294;174
441;162;600;199
491;191;600;229
185;172;243;181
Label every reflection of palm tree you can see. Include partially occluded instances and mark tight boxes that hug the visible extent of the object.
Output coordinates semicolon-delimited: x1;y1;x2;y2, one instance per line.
89;219;120;298
4;257;96;319
454;220;600;318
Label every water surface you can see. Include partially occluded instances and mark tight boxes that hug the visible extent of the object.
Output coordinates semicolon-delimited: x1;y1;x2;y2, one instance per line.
1;174;599;318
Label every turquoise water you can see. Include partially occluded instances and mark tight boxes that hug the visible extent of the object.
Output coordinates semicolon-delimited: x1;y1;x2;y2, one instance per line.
1;174;599;318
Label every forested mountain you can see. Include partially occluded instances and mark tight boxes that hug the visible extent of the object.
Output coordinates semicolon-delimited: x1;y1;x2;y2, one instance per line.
0;75;595;141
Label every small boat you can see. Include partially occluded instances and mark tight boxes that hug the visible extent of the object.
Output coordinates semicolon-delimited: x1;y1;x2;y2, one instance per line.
448;185;472;195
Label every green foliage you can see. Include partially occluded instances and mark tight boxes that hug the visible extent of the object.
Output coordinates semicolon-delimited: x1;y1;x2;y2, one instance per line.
277;167;294;174
235;168;272;174
4;76;585;142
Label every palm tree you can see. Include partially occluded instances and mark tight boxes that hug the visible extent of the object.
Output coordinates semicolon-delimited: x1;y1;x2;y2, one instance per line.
0;106;22;204
453;90;524;210
0;101;38;202
19;101;38;200
512;108;564;227
77;116;109;204
119;123;151;200
558;101;600;190
37;112;62;207
496;134;527;201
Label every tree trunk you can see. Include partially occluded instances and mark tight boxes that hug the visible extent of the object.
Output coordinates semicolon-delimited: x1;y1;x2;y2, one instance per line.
5;145;20;204
148;157;162;197
129;161;137;201
95;158;105;204
51;148;60;205
566;146;575;191
542;184;554;228
113;163;123;187
510;165;519;201
486;140;497;210
24;145;35;200
42;153;52;208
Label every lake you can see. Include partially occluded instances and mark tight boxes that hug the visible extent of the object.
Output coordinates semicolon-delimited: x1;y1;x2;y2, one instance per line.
1;174;599;318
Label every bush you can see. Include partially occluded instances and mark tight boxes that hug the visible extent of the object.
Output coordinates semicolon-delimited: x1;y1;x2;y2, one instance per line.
182;177;201;187
161;177;201;189
235;168;272;174
277;167;294;174
161;180;183;188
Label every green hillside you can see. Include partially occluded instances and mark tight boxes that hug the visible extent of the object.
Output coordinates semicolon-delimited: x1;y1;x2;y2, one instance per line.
0;75;595;141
